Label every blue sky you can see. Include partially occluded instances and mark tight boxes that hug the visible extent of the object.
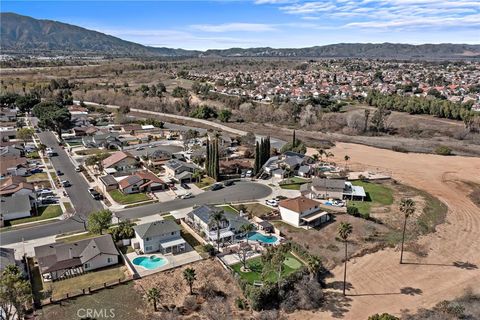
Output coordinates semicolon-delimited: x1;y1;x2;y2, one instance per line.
3;1;479;50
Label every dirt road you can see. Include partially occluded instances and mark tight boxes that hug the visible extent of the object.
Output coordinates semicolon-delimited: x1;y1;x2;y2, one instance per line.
296;143;480;319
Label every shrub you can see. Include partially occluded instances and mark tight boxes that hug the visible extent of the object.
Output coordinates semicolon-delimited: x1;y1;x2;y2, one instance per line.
347;206;360;217
434;145;452;156
368;313;399;320
203;244;215;256
391;145;408;153
360;211;370;220
235;297;247;310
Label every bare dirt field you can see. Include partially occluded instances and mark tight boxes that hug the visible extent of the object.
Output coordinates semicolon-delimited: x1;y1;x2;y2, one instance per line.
133;259;250;319
291;143;480;319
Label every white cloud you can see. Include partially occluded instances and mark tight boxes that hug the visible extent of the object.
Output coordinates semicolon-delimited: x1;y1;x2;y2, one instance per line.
190;23;277;32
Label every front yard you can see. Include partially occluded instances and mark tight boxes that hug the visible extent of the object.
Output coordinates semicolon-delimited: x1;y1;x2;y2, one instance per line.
109;189;150;205
233;203;273;217
231;252;304;284
348;180;394;215
26;172;49;182
279;177;311;190
194;176;216;189
9;205;62;226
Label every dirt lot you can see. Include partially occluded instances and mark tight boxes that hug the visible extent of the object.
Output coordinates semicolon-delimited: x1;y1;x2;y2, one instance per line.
133;259;250;319
290;142;480;319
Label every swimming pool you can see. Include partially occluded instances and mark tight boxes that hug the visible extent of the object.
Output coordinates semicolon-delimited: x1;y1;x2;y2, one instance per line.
247;232;278;244
132;255;168;270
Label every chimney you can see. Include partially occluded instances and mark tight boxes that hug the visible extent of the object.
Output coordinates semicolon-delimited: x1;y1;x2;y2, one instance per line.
69;247;73;259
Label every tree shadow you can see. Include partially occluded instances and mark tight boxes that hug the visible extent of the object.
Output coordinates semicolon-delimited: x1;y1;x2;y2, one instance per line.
321;291;353;318
325;280;354;292
400;287;423;296
453;261;478;270
402;260;478;270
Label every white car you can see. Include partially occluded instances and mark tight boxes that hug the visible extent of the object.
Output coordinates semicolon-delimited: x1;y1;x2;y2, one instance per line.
74;166;82;172
181;192;193;199
265;199;278;207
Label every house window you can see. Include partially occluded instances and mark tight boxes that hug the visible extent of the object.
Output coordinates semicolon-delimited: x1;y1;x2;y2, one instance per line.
146;237;150;241
171;232;175;235
107;257;113;263
84;263;90;269
145;246;152;251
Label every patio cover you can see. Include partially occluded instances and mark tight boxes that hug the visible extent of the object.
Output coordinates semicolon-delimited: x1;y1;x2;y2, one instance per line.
301;211;329;222
159;237;186;249
209;230;234;241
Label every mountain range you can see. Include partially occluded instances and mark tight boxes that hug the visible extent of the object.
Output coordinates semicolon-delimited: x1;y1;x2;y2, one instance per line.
2;12;479;59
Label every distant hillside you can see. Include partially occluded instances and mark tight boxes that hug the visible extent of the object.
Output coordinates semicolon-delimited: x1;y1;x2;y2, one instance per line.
203;43;480;59
0;12;194;56
1;12;479;59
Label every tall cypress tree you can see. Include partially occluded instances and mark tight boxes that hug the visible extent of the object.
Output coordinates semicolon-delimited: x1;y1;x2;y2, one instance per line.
292;130;296;148
254;141;260;174
214;138;220;181
205;139;210;176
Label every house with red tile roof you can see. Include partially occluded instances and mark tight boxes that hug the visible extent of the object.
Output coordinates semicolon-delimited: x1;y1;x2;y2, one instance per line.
278;196;330;229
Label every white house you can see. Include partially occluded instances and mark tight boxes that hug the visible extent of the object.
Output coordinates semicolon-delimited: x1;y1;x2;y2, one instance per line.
278;196;330;228
187;205;250;244
132;220;186;254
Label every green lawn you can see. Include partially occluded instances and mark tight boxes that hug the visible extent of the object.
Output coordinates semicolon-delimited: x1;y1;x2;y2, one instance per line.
280;184;302;190
231;252;303;284
180;228;207;257
75;148;108;155
349;181;394;215
109;190;150;205
216;205;239;214
233;203;272;217
26;151;40;159
9;205;62;226
280;177;310;184
271;220;302;233
56;232;98;243
195;176;216;189
353;181;393;205
26;172;49;182
63;202;73;213
162;215;176;221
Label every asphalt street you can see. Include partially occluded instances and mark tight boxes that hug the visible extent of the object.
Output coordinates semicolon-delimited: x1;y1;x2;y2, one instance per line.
0;181;271;245
37;131;104;216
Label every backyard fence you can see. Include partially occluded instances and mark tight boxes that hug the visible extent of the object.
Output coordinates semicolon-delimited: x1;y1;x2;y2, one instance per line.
40;277;134;307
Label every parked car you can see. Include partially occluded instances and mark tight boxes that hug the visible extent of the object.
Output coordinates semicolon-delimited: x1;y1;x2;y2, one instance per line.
88;188;102;200
56;170;64;176
136;146;144;151
210;183;223;191
30;168;43;174
181;192;193;199
181;183;190;189
240;172;246;178
246;170;253;178
61;180;71;187
223;180;234;186
74;166;82;172
265;199;278;207
41;198;59;205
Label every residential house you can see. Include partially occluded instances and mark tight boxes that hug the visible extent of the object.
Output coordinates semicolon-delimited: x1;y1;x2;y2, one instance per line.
0;176;34;197
132;220;186;254
118;171;166;194
0;129;17;142
0;145;25;158
164;159;199;183
0;247;19;273
187;205;250;244
279;196;330;228
0;194;32;226
147;150;172;169
300;178;366;201
34;234;119;281
102;151;138;175
0;108;17;122
98;174;119;194
0;157;28;178
82;132;123;150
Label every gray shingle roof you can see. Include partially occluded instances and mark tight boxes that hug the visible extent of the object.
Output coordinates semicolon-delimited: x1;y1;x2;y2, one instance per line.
188;205;250;231
34;234;119;273
0;194;31;216
134;220;180;239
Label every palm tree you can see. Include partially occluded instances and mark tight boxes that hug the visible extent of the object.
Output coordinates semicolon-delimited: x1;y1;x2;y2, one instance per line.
306;255;322;280
209;210;227;253
399;198;416;264
317;149;325;162
240;224;255;245
145;287;161;312
183;268;197;295
344;155;350;170
338;222;353;296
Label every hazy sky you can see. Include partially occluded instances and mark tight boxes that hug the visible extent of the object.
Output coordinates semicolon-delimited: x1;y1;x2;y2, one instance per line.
3;0;480;50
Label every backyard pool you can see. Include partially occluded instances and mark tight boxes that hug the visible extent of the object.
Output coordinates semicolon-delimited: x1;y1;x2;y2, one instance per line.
247;232;278;244
132;255;168;270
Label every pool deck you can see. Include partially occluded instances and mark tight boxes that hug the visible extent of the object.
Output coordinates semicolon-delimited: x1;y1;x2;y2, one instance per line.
126;244;203;277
